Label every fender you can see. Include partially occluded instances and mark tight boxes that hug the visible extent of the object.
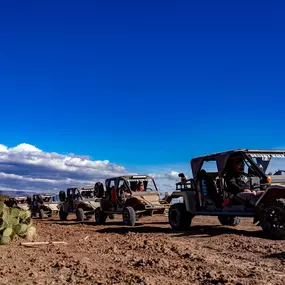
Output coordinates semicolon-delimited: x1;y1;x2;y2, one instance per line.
256;185;285;206
170;191;197;213
254;185;285;224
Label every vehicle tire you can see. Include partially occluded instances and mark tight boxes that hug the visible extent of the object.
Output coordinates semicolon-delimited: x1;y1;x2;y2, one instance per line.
59;190;66;202
76;208;85;222
168;203;192;230
261;198;285;239
59;209;68;221
39;209;45;219
123;207;136;226
94;182;104;198
31;210;37;218
95;207;107;225
218;215;240;226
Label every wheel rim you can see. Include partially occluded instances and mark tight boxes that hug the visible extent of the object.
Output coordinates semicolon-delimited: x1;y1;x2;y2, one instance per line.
265;208;285;232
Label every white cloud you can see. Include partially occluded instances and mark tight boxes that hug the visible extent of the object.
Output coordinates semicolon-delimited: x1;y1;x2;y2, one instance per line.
150;170;180;180
0;143;180;195
10;143;42;153
0;143;128;193
0;144;8;153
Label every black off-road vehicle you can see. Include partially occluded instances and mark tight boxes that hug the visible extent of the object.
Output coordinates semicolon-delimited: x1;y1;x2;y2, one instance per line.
168;149;285;239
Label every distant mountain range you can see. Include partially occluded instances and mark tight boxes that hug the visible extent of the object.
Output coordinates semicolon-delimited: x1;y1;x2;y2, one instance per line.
0;190;38;197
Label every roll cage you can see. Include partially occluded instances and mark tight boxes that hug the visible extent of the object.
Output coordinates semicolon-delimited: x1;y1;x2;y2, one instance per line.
66;186;96;201
176;149;285;205
189;149;278;181
105;175;158;196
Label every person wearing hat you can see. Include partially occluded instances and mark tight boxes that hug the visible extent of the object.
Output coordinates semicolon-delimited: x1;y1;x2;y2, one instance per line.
224;155;262;206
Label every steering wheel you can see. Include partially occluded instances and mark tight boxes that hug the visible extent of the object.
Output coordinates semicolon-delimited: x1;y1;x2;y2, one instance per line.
146;187;154;192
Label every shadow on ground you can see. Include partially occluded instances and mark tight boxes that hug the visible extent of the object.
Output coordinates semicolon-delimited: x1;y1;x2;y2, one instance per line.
265;252;285;260
41;217;276;240
50;220;146;227
96;224;266;239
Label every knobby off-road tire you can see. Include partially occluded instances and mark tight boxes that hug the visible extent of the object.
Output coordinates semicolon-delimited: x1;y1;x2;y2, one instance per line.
76;208;85;222
168;203;192;230
218;216;240;226
59;209;68;221
261;198;285;239
95;207;107;225
123;207;136;226
39;209;45;219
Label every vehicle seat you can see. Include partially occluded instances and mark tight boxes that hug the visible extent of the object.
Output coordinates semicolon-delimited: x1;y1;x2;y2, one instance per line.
198;170;222;207
205;174;223;207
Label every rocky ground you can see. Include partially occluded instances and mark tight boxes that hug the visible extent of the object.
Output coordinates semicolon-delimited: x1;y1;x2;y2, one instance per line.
0;214;284;285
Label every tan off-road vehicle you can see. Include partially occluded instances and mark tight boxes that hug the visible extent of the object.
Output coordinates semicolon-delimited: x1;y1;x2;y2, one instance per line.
94;175;170;226
28;194;59;219
4;196;30;211
58;186;101;221
15;196;30;211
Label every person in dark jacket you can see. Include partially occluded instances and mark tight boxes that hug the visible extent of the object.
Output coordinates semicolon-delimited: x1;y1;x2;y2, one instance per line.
225;155;262;206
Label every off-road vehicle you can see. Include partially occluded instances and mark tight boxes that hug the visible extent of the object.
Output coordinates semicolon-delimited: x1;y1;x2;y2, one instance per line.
29;194;59;219
4;196;30;210
15;196;30;211
168;149;285;239
58;186;101;221
94;175;170;226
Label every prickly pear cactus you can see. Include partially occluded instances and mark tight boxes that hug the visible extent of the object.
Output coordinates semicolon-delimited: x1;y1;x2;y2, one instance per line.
0;202;36;245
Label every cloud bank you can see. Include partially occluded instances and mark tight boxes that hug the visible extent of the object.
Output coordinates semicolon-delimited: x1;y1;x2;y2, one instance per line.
0;143;180;195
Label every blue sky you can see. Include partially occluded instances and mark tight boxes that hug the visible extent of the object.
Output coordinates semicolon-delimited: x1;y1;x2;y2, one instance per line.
0;0;285;176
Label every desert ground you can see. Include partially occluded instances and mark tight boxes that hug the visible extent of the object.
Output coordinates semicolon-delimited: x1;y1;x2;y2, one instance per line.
0;214;284;285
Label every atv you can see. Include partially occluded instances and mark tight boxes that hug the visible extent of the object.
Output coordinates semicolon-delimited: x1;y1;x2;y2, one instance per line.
58;186;101;221
94;175;170;226
168;149;285;239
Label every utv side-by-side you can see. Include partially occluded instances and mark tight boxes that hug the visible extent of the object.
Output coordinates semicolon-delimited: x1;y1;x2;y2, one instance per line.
94;175;169;226
58;186;101;221
168;149;285;239
4;196;30;211
28;194;59;219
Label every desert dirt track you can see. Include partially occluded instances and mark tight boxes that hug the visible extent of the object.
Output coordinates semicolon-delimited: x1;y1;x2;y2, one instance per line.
0;214;285;285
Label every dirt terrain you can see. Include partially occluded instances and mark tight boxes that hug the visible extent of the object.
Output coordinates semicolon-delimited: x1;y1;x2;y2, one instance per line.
0;214;285;285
